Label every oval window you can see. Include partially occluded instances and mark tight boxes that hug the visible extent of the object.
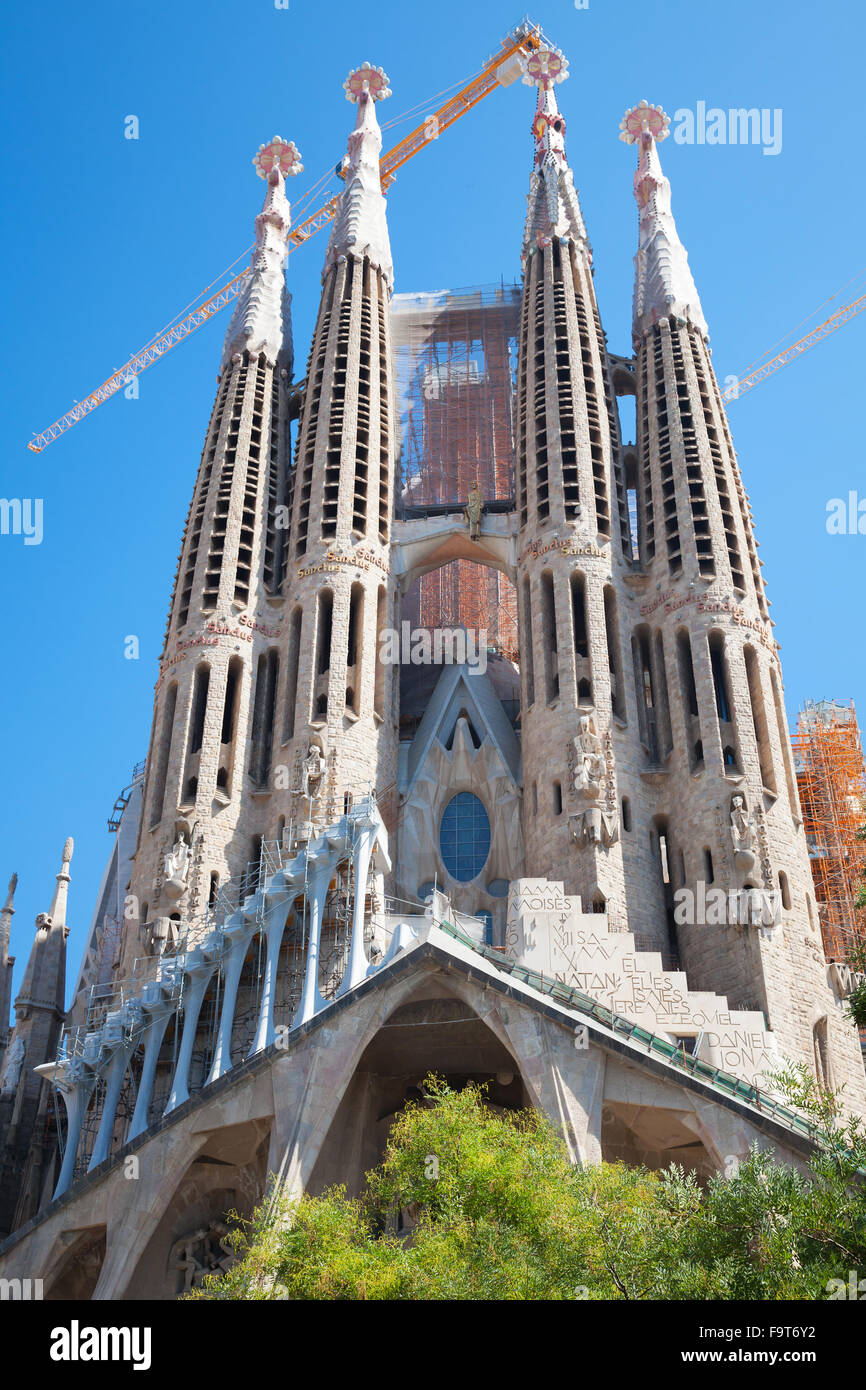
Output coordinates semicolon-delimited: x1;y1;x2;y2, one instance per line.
440;792;491;882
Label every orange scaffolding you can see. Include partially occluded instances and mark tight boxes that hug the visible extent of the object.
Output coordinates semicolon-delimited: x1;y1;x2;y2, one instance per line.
793;699;866;963
393;284;520;658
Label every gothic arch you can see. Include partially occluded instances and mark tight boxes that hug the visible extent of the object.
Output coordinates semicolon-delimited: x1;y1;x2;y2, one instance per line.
307;981;531;1198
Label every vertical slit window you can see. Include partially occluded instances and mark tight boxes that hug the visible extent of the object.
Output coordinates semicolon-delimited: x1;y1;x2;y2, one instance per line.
313;588;334;719
374;586;387;719
346;583;364;715
522;576;535;708
250;649;279;785
676;627;702;769
540;570;559;704
149;683;177;827
282;607;302;742
744;645;777;792
603;585;625;721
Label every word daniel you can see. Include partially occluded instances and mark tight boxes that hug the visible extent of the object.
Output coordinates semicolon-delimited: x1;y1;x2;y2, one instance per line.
673;884;783;928
672;103;782;156
379;623;488;673
0;498;42;546
826;493;866;535
50;1321;151;1371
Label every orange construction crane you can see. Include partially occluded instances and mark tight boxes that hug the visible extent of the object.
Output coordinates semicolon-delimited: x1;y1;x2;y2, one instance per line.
27;21;548;454
724;291;866;403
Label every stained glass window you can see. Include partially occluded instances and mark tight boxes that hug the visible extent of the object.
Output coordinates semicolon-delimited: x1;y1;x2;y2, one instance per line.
439;792;491;882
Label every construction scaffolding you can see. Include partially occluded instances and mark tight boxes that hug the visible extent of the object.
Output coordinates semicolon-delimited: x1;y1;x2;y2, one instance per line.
793;699;866;963
393;284;520;658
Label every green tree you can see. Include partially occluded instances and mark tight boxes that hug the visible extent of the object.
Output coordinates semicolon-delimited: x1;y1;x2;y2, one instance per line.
189;1073;866;1301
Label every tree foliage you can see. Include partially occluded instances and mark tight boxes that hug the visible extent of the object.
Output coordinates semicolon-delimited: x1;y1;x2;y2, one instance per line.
189;1072;866;1301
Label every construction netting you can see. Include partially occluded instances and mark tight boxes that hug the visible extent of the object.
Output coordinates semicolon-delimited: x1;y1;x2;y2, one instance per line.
793;699;866;964
392;285;521;658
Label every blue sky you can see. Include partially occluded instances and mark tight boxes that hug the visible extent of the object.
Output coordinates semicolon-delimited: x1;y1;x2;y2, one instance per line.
1;0;863;1006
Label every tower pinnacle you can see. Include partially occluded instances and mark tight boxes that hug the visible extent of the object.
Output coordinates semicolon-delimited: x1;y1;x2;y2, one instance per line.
620;100;707;343
520;46;588;263
46;838;73;932
1;875;16;922
324;64;393;287
221;137;302;369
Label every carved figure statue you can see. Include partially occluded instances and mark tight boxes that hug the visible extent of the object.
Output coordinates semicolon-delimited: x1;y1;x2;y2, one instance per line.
169;1228;209;1293
730;794;754;854
464;481;483;541
149;915;179;958
572;713;606;797
299;741;326;799
163;832;190;886
0;1035;25;1094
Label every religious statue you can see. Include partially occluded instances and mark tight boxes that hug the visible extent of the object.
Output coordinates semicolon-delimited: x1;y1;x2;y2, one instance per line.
572;713;606;797
730;794;754;854
163;832;191;887
148;915;179;958
169;1228;210;1293
464;480;483;541
298;741;326;799
729;792;759;889
0;1034;25;1095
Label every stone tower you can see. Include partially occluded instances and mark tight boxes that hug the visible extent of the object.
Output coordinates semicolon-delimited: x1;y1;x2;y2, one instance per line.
123;138;302;968
514;48;631;924
0;842;71;1236
284;62;398;833
124;67;400;974
616;100;866;1102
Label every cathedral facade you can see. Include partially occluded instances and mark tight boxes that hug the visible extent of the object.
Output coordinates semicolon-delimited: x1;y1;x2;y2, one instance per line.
1;43;863;1299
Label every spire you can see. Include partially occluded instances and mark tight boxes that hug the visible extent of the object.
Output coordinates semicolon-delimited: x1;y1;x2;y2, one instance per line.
47;837;73;931
520;46;589;265
14;840;71;1021
324;64;393;288
620;100;708;343
0;874;16;1044
0;875;16;956
221;137;303;369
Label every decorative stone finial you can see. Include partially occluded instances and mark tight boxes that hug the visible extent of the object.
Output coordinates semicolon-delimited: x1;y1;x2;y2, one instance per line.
521;45;569;89
619;100;671;145
622;100;707;341
253;137;304;180
343;63;391;102
61;837;74;867
324;62;394;286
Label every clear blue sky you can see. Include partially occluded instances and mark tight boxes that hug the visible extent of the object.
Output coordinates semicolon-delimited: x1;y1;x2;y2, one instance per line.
1;0;863;1007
